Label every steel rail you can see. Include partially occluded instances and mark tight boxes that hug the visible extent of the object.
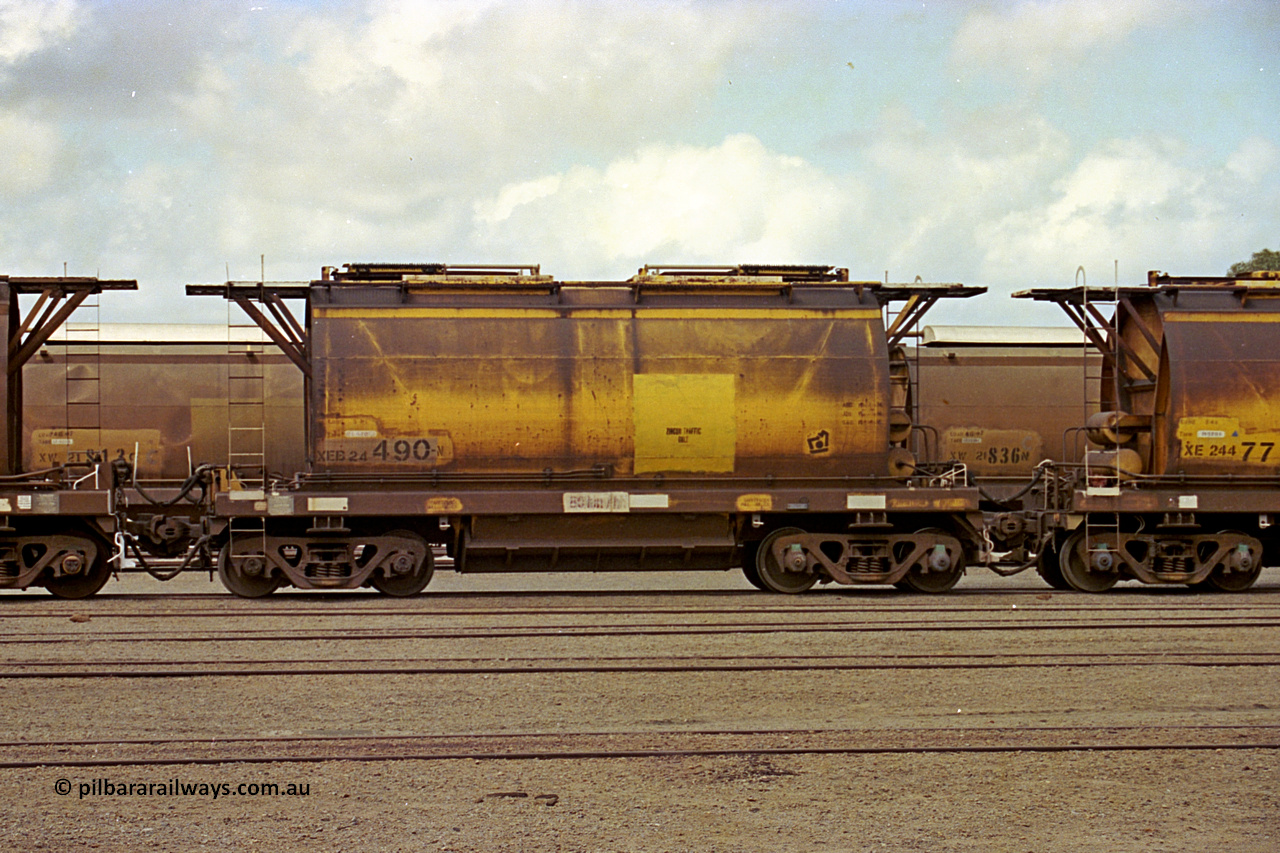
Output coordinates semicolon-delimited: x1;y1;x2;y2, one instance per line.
4;655;1279;680
6;722;1279;751
5;731;1278;770
7;586;1280;605
4;617;1280;646
6;650;1277;668
8;601;1280;619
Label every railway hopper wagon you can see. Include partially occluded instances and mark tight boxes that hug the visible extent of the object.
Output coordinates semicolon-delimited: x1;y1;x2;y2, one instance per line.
912;326;1101;583
914;326;1100;480
1018;271;1280;592
0;274;138;598
190;263;986;596
26;324;305;563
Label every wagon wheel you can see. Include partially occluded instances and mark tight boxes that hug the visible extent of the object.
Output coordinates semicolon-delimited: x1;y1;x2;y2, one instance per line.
1034;534;1072;591
896;527;965;593
370;530;434;597
217;537;281;598
44;534;112;600
1197;531;1263;592
739;542;767;590
1058;528;1118;593
754;527;818;594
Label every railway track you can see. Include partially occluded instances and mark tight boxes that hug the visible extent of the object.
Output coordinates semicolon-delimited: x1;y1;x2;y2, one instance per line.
9;573;1280;597
7;590;1280;615
5;724;1278;770
5;615;1280;648
9;605;1280;620
2;651;1279;679
6;582;1277;850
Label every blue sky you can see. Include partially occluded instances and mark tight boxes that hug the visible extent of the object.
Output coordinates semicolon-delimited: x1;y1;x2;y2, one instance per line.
1;0;1277;325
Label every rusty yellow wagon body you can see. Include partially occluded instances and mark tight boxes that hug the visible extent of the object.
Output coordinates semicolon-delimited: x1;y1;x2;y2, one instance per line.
190;264;985;596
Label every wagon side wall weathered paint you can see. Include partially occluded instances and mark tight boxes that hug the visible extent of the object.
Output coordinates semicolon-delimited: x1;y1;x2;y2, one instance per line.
24;338;306;480
915;345;1100;475
1148;291;1280;476
309;284;893;480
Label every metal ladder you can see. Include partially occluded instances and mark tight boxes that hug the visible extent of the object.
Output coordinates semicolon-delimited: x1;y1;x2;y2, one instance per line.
883;276;925;462
226;298;267;491
63;293;101;481
1079;267;1123;554
225;298;269;562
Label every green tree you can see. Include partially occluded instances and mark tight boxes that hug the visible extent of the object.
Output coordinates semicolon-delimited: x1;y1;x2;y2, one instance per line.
1229;249;1280;275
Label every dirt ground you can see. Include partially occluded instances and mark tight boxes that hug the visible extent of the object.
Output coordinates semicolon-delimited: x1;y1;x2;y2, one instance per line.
1;567;1277;852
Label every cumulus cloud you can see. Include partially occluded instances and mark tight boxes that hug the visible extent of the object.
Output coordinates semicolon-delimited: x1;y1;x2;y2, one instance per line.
0;0;770;310
1227;136;1280;180
953;0;1191;76
472;134;857;272
0;0;1272;327
0;111;61;193
167;1;769;279
282;0;764;164
831;109;1073;283
0;0;80;65
976;136;1280;283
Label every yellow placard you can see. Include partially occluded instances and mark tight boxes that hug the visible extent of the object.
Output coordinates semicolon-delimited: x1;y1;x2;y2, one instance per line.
425;497;464;514
633;374;736;473
735;494;774;512
942;427;1042;473
30;428;162;470
1176;417;1280;464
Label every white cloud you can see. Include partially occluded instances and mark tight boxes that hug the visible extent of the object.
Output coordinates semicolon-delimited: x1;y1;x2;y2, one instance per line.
133;0;772;285
856;110;1073;280
1227;136;1280;180
0;0;80;65
976;136;1279;283
285;1;479;96
283;0;762;157
953;0;1189;75
0;0;1271;327
0;111;61;194
472;134;856;272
